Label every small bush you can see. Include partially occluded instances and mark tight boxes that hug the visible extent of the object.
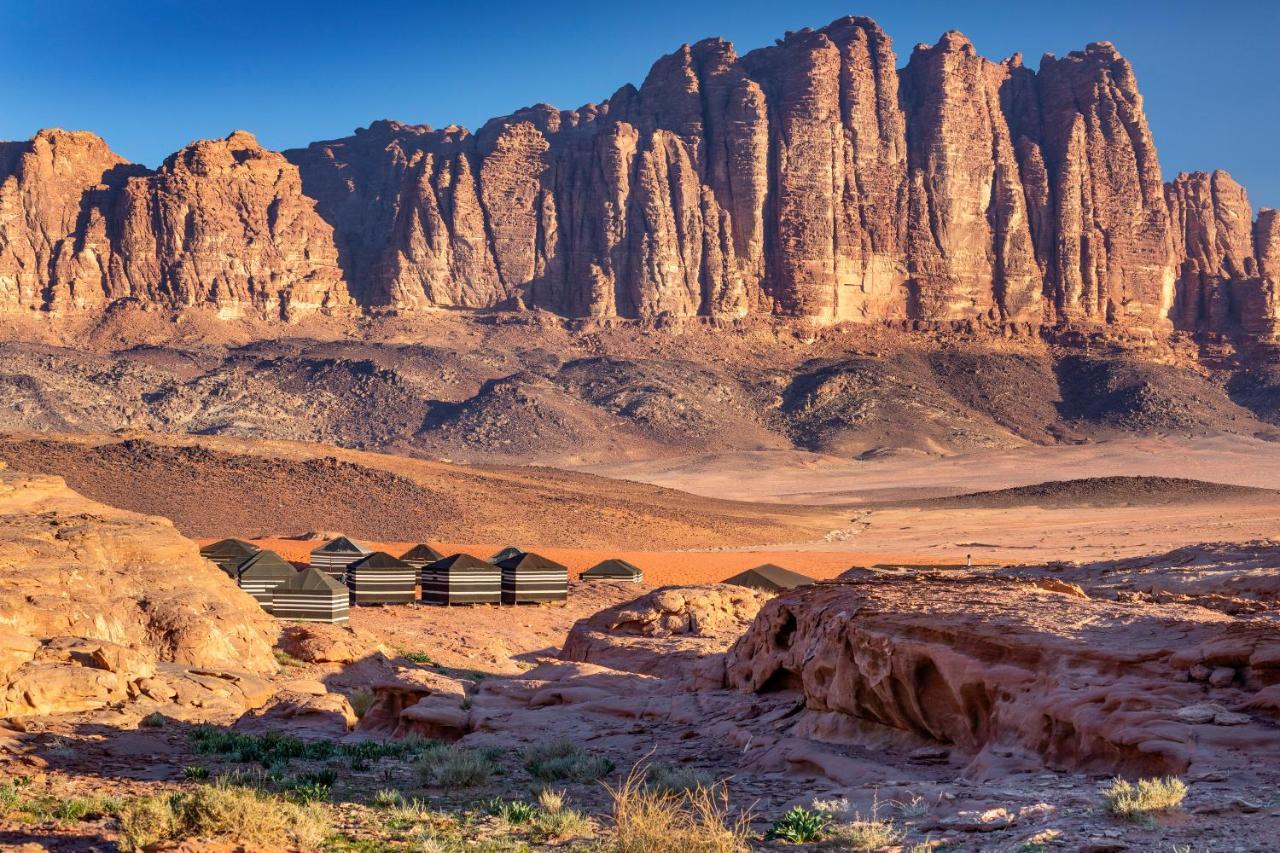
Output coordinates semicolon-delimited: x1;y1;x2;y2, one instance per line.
416;745;495;787
403;651;434;664
349;688;375;719
1103;776;1187;821
373;788;405;809
172;782;330;849
139;712;170;728
182;766;210;780
119;795;176;852
492;799;538;824
0;781;23;812
825;815;904;851
537;788;565;813
768;806;828;843
645;765;715;794
533;806;593;842
607;764;751;853
523;739;614;783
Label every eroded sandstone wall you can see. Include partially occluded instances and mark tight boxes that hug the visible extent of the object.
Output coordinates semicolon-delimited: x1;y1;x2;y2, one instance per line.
0;16;1272;336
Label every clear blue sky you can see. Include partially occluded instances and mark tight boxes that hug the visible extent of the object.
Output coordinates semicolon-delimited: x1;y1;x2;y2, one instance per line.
2;0;1277;208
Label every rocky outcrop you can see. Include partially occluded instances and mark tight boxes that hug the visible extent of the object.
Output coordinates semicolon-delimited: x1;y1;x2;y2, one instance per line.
725;577;1280;776
560;584;768;682
1;16;1275;338
1165;171;1262;332
0;466;278;718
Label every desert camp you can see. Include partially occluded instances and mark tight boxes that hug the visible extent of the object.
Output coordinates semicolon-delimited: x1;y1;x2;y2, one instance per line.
721;563;816;592
420;553;502;605
580;558;644;583
200;537;260;577
347;551;417;605
234;549;296;612
496;551;569;603
309;536;373;580
270;566;350;624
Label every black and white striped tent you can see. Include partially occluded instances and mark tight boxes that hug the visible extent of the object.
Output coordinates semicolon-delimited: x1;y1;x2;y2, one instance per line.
580;558;644;583
309;536;373;581
496;552;568;603
271;567;350;624
347;551;417;605
399;543;445;585
201;538;260;578
721;563;815;593
421;553;501;605
487;545;524;565
235;549;297;612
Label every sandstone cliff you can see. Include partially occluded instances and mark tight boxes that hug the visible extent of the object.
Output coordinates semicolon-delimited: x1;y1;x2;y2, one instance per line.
0;16;1272;337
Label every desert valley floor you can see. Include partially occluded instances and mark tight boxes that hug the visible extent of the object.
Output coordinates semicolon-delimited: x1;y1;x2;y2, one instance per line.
2;423;1280;850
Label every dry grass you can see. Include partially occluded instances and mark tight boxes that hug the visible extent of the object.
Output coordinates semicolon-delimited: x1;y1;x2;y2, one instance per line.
119;783;330;851
1103;776;1187;821
823;814;904;851
415;744;496;787
606;764;751;853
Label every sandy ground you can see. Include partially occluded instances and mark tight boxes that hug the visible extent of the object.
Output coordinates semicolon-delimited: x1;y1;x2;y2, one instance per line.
196;434;1280;581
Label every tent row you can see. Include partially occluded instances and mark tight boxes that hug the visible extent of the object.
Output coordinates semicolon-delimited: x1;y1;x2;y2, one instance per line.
203;535;817;628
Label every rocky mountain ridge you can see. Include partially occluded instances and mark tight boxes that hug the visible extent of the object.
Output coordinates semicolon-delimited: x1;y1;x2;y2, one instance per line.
1;16;1275;339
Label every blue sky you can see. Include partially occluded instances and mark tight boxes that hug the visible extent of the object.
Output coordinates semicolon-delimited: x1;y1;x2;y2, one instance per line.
2;0;1277;207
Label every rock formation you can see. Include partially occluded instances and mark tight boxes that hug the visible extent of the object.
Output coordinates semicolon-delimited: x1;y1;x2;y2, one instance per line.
0;466;278;718
724;577;1280;776
0;16;1274;337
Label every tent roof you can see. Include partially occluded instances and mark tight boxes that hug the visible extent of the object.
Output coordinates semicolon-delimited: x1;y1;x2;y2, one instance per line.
581;558;643;577
400;543;445;562
350;551;412;570
311;536;372;555
201;538;260;558
276;566;348;594
497;552;568;572
487;546;524;564
721;563;816;591
236;549;297;577
428;553;495;571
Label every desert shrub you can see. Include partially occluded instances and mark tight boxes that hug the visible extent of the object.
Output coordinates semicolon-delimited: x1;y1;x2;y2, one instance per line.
373;788;405;809
533;806;593;842
523;739;614;783
824;814;904;850
767;805;828;842
416;745;495;787
1103;776;1187;821
349;688;375;719
813;796;904;851
182;765;209;780
171;782;330;849
489;798;537;824
606;764;751;853
403;651;434;664
119;795;177;851
139;712;170;728
53;795;119;821
645;765;715;794
0;780;23;812
537;788;565;813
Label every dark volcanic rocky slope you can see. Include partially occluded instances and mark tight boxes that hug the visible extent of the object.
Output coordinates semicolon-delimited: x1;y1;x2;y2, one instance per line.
0;16;1275;336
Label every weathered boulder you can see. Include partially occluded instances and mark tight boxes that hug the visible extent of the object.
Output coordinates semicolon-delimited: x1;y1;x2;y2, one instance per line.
560;584;768;681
